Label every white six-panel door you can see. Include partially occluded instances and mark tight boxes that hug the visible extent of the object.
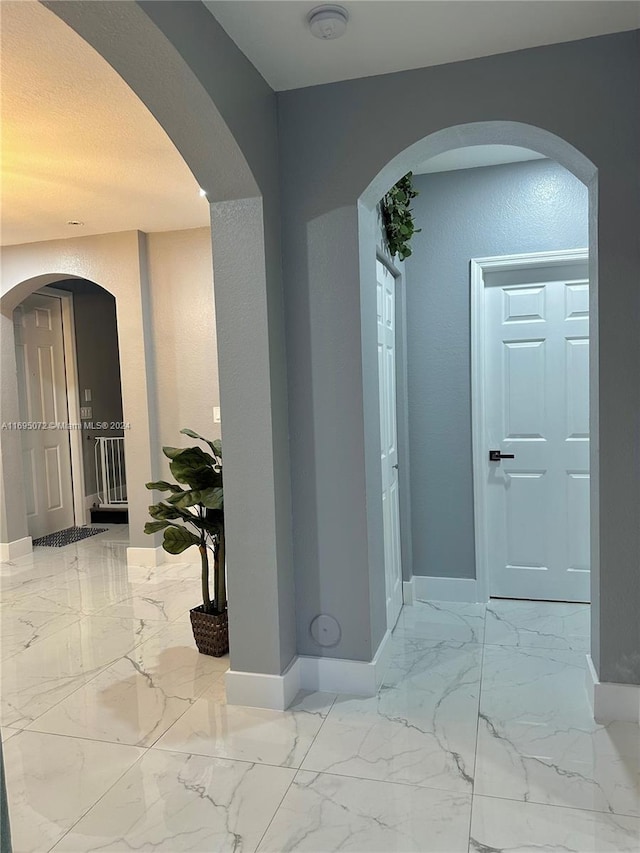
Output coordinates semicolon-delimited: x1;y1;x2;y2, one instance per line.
479;256;590;602
377;260;403;628
14;293;75;539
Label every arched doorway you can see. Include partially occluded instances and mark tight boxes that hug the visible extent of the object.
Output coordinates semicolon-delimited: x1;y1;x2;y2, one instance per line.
1;234;160;561
359;122;597;626
9;278;125;543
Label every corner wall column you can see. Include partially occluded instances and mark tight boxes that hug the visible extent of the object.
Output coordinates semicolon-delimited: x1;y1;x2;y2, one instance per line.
210;198;296;680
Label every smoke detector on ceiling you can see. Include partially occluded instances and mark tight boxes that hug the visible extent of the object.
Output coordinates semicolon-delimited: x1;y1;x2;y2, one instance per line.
307;5;349;40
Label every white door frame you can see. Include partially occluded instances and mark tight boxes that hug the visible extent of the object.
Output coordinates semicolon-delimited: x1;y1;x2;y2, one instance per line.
37;287;87;528
376;255;404;629
470;248;589;603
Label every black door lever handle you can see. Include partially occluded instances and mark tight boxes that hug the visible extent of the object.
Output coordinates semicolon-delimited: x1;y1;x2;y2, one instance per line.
489;450;515;462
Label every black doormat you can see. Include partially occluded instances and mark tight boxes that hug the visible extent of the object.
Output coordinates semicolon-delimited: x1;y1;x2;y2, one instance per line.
32;526;108;548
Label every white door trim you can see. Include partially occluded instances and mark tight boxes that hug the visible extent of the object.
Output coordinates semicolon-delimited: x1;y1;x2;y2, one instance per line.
376;257;403;631
470;248;589;603
39;288;87;528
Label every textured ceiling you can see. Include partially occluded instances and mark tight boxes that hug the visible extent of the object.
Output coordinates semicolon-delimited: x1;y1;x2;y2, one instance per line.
1;1;209;247
207;0;640;90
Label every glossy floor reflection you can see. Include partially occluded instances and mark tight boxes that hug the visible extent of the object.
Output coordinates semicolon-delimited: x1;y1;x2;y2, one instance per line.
1;530;638;851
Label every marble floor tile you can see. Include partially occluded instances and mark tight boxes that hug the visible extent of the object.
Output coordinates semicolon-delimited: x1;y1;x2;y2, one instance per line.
1;615;163;728
475;645;640;816
121;560;193;585
302;640;482;791
470;794;640;852
258;770;472;852
1;610;80;660
1;560;71;593
1;567;133;617
383;635;483;692
146;559;201;580
51;748;295;852
3;729;143;853
95;576;201;623
485;599;590;650
156;682;335;768
301;697;477;792
394;599;486;644
28;621;225;746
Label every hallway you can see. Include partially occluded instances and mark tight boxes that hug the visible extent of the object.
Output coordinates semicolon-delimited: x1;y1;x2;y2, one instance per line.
1;530;638;851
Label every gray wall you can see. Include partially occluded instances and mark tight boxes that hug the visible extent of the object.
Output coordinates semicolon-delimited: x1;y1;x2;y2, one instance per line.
278;30;640;684
405;160;588;579
50;280;123;498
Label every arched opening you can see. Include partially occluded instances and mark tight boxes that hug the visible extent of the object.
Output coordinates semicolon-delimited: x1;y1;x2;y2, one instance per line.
363;122;597;612
360;122;598;621
5;276;125;544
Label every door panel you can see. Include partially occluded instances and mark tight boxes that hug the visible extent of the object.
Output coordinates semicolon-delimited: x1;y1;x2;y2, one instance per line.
377;260;403;629
14;293;75;539
483;261;590;602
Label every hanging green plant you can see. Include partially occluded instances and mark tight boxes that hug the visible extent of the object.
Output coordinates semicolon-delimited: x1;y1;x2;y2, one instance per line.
380;172;421;261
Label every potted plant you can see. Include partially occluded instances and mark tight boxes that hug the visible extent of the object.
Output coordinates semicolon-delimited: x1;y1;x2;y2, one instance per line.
144;428;227;656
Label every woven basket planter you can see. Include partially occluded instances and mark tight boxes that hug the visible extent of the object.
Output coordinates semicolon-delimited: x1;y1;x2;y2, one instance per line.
190;606;229;657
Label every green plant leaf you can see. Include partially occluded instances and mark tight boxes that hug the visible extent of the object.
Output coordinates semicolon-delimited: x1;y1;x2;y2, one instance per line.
145;480;183;493
162;445;184;460
199;487;224;510
166;485;224;511
166;490;199;509
168;447;218;488
380;172;420;261
146;431;223;544
144;520;172;534
180;429;222;460
148;503;183;521
162;525;200;555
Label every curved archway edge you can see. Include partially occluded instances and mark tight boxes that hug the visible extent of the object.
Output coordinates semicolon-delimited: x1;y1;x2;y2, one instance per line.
360;121;597;209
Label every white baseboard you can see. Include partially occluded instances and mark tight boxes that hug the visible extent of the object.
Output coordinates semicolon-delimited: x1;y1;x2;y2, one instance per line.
299;628;393;695
403;578;415;605
127;545;197;567
226;656;301;711
586;655;640;724
224;630;394;711
414;575;480;603
127;546;165;567
0;536;33;560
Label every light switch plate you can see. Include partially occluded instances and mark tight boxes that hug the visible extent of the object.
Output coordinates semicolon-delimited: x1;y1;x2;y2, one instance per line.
213;406;221;423
84;389;92;402
80;406;92;420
